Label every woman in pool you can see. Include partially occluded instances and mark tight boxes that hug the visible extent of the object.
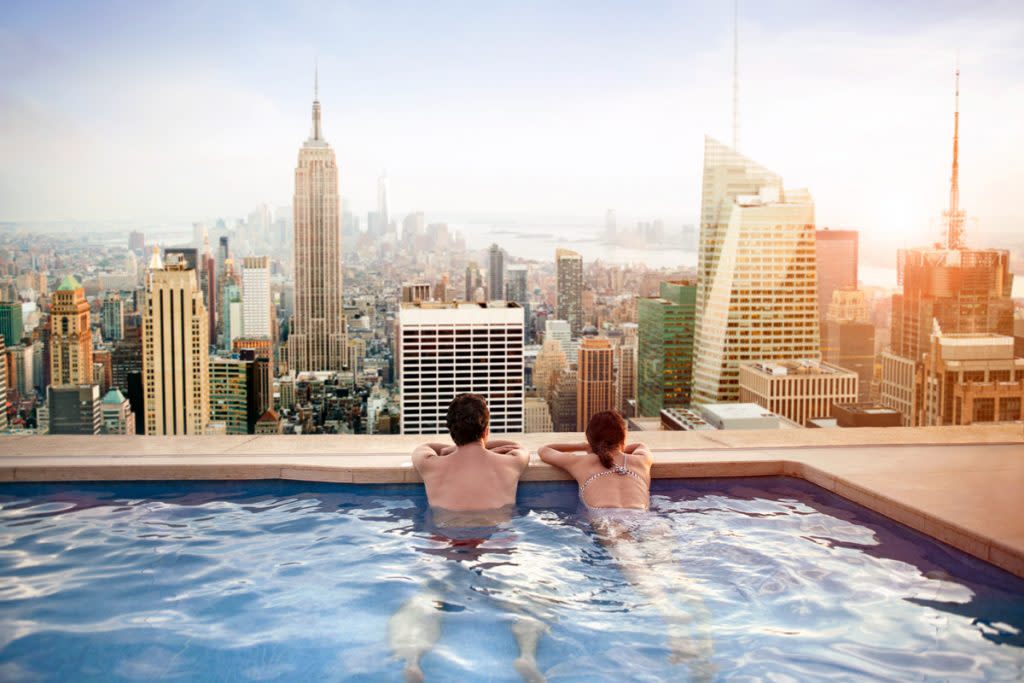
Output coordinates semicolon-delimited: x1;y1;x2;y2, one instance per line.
539;411;714;679
537;410;652;513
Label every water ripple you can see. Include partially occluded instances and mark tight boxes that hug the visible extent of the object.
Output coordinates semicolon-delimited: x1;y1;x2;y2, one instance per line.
0;477;1020;682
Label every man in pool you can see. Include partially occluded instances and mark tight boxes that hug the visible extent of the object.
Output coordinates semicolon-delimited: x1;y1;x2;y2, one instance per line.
391;394;545;682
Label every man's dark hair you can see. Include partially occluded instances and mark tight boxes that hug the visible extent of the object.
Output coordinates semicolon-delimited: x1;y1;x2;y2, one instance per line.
446;393;489;445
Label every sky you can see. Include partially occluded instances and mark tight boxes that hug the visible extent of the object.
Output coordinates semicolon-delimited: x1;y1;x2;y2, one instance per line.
1;0;1023;251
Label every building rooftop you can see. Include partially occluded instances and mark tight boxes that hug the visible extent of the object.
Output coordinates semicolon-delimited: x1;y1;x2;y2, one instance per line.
700;403;777;420
743;359;853;377
400;301;521;310
56;275;82;291
101;389;127;405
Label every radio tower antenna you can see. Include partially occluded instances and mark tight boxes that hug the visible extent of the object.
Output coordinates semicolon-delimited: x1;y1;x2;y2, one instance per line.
945;58;965;249
732;0;740;150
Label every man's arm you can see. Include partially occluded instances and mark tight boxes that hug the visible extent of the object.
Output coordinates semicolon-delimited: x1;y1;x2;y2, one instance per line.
411;442;452;470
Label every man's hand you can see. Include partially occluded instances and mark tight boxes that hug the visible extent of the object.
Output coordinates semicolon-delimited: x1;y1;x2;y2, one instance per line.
490;444;521;455
439;445;457;456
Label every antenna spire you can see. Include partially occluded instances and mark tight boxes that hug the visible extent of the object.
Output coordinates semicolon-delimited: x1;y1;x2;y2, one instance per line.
945;59;965;249
732;0;739;151
311;60;322;141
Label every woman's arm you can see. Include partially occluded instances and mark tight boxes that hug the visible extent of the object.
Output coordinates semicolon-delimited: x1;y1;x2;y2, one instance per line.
538;443;590;473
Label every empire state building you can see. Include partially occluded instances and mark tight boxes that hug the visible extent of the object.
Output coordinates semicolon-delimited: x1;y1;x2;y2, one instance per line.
289;72;347;372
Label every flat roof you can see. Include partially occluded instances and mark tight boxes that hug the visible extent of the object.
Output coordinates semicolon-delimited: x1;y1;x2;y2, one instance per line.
701;403;777;419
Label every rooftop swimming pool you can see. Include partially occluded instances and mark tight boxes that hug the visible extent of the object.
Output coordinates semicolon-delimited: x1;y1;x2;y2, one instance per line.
0;477;1022;682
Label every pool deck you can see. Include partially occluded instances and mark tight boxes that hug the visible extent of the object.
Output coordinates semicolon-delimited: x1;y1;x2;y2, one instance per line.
1;424;1022;578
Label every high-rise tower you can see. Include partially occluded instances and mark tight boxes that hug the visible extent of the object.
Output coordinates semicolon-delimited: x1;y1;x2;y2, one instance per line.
556;248;583;337
488;243;505;301
289;68;347;372
142;250;209;435
692;137;820;404
49;275;93;385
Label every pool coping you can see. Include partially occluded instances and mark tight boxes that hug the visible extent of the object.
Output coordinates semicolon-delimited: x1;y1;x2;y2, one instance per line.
1;424;1022;578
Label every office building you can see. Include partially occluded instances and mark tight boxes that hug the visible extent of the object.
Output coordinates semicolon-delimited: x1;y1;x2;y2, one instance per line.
0;301;23;346
556;248;583;336
49;275;93;386
544;319;575;364
488;244;505;301
506;265;528;305
377;172;390;233
465;262;484;303
142;250;209;435
112;325;142;392
101;294;125;342
550;368;578;432
290;73;347;372
533;337;568;399
738;360;858;427
402;283;432;304
693;137;820;404
615;337;637;417
398;301;524;435
242;349;272;434
920;333;1024;426
129;230;145;254
881;71;1015;424
209;357;249;435
222;284;243;349
638;280;697;416
241;256;272;339
524;396;554;433
815;229;858;317
101;388;135;434
48;384;102;435
577;337;615;431
823;288;875;402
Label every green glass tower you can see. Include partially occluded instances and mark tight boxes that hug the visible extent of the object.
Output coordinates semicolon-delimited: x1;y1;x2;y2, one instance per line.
638;280;697;416
0;301;23;346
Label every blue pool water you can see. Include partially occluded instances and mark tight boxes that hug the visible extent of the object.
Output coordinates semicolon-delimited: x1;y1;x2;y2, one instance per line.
0;477;1022;682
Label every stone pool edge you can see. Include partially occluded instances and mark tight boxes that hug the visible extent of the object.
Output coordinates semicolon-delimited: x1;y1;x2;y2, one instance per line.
1;425;1022;579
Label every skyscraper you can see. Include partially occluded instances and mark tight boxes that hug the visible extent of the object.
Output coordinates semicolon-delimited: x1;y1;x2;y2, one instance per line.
692;137;820;404
142;250;209;435
815;229;858;317
638;280;697;416
241;256;272;339
101;294;125;342
48;384;101;435
465;262;484;303
880;70;1015;424
505;265;528;305
398;301;524;435
556;248;583;336
577;337;615;431
824;288;875;402
49;275;93;386
488;243;505;301
0;301;23;347
209;357;249;435
290;72;347;372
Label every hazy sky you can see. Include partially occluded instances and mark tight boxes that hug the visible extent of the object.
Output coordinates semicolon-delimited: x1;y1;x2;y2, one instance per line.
1;0;1022;248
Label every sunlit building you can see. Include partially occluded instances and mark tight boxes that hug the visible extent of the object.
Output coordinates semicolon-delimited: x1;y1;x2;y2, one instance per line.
142;250;209;436
738;359;858;427
638;280;697;416
824;288;875;402
241;256;272;339
815;229;858;317
524;396;554;433
919;333;1024;426
577;337;615;431
693;137;820;404
398;301;524;435
556;248;583;336
49;275;93;386
290;73;347;372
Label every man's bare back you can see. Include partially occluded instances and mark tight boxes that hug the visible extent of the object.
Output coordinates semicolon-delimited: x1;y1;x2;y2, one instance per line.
412;439;529;512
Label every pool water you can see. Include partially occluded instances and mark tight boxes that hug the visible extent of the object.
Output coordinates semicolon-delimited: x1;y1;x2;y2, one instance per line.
0;477;1022;682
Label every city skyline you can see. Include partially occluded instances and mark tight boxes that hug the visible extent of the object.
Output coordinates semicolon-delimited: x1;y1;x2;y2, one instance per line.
2;2;1023;253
